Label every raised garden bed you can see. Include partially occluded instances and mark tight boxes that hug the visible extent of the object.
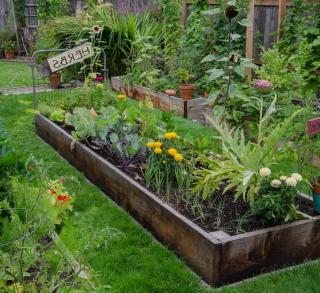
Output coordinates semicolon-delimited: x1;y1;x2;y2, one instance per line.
35;113;320;287
111;77;211;125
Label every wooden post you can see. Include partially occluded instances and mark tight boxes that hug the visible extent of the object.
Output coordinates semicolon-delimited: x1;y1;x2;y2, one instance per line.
277;0;287;41
245;0;254;75
181;0;188;28
10;0;21;55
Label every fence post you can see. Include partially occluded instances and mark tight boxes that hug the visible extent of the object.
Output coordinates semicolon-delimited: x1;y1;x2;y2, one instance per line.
245;0;254;75
181;0;188;28
277;0;287;41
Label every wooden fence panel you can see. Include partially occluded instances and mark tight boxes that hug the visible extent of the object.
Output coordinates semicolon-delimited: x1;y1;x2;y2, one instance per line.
0;0;15;33
106;0;158;14
253;5;279;59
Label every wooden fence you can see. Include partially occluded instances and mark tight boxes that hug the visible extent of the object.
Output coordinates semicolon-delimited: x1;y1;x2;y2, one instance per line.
182;0;291;63
0;0;15;34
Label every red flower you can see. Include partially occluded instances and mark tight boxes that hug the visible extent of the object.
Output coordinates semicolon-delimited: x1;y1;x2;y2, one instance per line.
56;194;70;203
50;188;56;195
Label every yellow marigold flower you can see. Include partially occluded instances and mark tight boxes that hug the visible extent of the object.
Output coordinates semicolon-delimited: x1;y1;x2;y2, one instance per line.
118;94;126;101
154;147;162;154
174;153;183;162
170;132;177;139
168;148;177;157
154;141;162;148
164;132;177;139
147;142;155;148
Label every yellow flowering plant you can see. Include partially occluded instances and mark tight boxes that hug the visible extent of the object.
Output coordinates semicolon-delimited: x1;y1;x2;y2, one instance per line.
144;134;191;196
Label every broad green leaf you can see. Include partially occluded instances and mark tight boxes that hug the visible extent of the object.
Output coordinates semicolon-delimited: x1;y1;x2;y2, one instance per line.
238;19;252;27
201;54;216;63
202;8;221;16
206;68;225;80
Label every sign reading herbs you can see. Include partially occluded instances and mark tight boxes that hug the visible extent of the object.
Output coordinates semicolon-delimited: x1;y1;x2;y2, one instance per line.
47;43;94;73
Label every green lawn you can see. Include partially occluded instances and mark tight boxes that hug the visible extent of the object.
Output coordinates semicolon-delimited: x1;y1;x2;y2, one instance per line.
1;92;320;292
0;60;44;88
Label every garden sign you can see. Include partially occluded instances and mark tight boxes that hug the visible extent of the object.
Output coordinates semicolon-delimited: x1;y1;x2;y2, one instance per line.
307;117;320;137
47;43;94;73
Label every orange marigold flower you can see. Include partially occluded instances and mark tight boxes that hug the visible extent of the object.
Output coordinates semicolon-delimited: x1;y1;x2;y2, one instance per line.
154;141;162;148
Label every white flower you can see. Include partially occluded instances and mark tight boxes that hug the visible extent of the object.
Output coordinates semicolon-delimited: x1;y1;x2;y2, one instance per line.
259;167;271;177
280;176;287;181
271;179;281;188
291;173;303;182
286;177;297;187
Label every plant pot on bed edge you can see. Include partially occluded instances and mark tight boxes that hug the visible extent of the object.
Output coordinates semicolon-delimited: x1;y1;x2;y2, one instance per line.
179;83;195;100
49;72;61;89
311;177;320;213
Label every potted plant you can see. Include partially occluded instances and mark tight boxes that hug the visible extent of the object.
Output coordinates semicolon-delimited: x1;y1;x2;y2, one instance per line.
1;40;16;59
311;176;320;213
48;72;62;89
177;68;195;100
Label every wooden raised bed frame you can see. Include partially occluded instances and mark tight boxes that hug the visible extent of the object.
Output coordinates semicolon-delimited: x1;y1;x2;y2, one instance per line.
111;77;211;125
35;113;320;287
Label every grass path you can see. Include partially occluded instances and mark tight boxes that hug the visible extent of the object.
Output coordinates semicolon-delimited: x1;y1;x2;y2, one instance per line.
1;93;320;292
0;61;44;89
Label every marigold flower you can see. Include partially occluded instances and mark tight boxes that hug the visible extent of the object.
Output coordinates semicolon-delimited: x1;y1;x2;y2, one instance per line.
154;147;162;154
286;177;297;187
147;141;155;148
154;141;162;148
271;179;281;188
164;132;177;139
174;153;183;162
118;94;126;101
291;173;303;182
259;167;271;177
168;148;177;157
50;188;56;195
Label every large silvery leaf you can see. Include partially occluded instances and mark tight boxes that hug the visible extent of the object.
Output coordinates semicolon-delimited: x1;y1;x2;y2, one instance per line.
206;68;225;80
238;19;252;27
202;8;221;16
201;54;217;63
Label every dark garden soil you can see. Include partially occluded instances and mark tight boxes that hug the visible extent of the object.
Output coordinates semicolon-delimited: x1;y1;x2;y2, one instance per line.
58;122;316;236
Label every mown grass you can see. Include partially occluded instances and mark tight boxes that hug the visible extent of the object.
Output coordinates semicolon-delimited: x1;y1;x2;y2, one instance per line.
0;61;44;88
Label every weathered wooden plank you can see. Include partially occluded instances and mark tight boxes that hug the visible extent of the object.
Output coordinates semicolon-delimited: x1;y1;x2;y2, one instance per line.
35;114;221;285
110;77;206;120
220;218;320;283
277;0;287;40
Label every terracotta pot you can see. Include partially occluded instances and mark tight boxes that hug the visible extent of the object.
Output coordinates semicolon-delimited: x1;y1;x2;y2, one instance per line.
4;49;15;60
49;72;61;89
179;83;195;100
311;180;320;194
